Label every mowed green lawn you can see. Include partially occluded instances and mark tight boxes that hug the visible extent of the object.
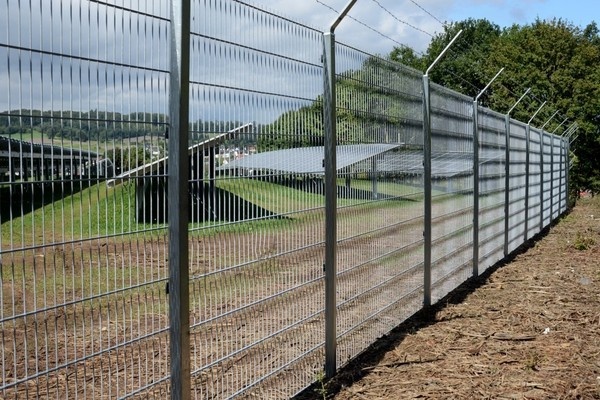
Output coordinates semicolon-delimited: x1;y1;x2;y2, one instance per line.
2;175;424;247
0;174;424;321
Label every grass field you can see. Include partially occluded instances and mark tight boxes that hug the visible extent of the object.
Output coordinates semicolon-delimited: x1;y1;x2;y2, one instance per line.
1;175;426;246
0;168;507;398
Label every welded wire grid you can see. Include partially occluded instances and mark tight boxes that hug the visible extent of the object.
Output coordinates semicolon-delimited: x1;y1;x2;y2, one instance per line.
541;132;553;228
551;134;565;219
476;107;506;272
527;127;543;239
558;136;568;214
428;83;474;303
0;0;573;398
332;44;425;369
507;120;527;253
186;1;327;398
0;0;171;398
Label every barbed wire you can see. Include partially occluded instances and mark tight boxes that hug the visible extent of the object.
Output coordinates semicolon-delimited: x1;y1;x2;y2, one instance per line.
370;0;433;38
315;0;564;119
371;0;509;97
408;0;446;27
386;0;566;119
393;1;540;106
314;0;492;94
314;0;424;55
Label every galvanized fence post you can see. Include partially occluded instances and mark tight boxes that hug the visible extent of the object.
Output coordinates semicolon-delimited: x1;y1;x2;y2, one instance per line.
472;100;480;276
550;118;568;219
524;123;530;241
505;88;530;248
564;136;571;209
422;29;462;306
560;136;566;209
322;0;357;378
557;131;564;211
562;124;577;209
550;133;555;218
539;130;545;230
503;114;510;256
472;67;503;276
566;125;577;207
168;0;191;398
566;132;576;206
322;29;337;379
422;74;432;307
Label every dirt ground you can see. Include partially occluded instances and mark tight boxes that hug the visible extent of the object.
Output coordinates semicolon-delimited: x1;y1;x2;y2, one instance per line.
305;195;600;399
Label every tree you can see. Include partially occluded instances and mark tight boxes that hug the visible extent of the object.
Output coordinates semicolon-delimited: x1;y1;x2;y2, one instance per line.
395;18;502;105
258;55;421;151
389;46;424;72
389;17;600;194
106;146;150;175
486;19;600;194
258;102;323;151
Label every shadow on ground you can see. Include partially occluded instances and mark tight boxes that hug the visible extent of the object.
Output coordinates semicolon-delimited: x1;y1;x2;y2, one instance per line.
293;210;569;400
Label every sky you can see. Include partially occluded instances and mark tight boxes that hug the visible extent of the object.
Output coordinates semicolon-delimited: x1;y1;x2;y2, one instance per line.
252;0;599;55
1;0;597;120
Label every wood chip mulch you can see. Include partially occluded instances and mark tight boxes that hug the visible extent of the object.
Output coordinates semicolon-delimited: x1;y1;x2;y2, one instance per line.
302;196;600;399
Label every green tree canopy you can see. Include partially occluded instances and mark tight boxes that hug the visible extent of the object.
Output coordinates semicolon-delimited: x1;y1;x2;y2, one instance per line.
258;56;422;152
390;18;600;194
392;18;502;105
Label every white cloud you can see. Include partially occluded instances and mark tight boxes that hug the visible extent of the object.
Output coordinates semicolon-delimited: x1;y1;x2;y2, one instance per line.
242;0;447;54
3;0;581;122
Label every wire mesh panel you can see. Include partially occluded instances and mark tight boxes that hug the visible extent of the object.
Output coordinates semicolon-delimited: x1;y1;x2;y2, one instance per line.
541;132;553;228
1;0;171;398
527;127;543;239
477;107;506;271
429;83;473;303
507;120;527;253
186;1;327;398
550;134;563;219
558;137;568;214
331;44;425;369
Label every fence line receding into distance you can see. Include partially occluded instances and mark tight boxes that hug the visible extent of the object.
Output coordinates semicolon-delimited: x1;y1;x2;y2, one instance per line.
0;0;570;398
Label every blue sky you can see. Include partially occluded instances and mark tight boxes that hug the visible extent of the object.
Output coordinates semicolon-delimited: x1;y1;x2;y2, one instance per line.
448;0;597;31
257;0;599;55
1;0;596;118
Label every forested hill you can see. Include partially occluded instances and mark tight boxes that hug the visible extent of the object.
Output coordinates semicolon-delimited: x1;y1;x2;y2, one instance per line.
0;110;255;145
0;110;167;140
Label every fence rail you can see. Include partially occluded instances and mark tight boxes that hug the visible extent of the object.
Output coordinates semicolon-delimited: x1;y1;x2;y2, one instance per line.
0;0;570;398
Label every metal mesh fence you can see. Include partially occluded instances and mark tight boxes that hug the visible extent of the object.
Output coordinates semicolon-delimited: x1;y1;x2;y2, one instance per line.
551;134;565;219
507;120;527;253
541;132;554;228
332;44;425;370
1;1;171;398
429;83;473;303
477;107;506;271
184;1;327;398
527;127;543;239
0;0;571;398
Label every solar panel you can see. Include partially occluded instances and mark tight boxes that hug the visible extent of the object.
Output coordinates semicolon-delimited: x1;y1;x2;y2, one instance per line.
218;144;401;175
